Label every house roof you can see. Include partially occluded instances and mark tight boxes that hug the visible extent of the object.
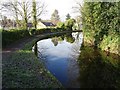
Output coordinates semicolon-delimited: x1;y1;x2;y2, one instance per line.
41;21;55;27
27;23;33;27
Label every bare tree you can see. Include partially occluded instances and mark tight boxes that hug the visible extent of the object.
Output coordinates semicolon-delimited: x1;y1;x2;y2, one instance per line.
1;0;20;29
1;0;31;30
1;0;46;30
17;0;32;30
72;1;88;22
0;16;7;30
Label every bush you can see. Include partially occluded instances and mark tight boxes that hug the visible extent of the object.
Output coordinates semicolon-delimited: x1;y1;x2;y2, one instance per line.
2;27;70;48
64;19;76;31
2;29;30;47
82;2;119;55
57;22;65;30
35;28;65;35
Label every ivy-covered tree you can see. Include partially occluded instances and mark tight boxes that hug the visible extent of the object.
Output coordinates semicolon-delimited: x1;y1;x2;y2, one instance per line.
82;1;119;46
32;0;37;30
32;0;46;30
81;1;119;54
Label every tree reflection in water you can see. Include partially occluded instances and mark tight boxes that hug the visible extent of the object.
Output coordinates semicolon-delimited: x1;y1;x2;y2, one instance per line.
65;33;75;43
51;33;75;46
51;37;58;46
34;32;120;88
78;46;120;88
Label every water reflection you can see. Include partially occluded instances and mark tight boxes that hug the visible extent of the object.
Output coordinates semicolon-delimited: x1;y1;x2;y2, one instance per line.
64;33;75;43
51;33;75;47
78;46;120;88
37;32;83;87
36;32;120;88
51;37;58;46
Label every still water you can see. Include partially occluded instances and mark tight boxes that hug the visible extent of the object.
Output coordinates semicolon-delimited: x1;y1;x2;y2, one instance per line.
36;32;120;88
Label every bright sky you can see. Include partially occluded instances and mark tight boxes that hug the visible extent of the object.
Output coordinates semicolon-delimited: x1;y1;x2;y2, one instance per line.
40;0;83;21
0;0;83;21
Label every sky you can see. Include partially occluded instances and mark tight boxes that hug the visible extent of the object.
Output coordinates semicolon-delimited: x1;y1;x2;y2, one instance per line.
0;0;83;21
41;0;83;21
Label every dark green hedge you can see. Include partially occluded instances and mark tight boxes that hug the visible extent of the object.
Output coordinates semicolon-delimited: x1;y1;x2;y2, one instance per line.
2;28;67;48
82;2;119;46
35;28;65;35
81;2;120;55
2;30;30;47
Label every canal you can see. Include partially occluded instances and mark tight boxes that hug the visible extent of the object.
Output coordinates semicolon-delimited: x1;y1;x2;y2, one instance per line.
34;32;120;88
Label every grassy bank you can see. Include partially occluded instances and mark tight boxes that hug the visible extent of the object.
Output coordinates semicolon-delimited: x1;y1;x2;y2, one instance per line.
2;38;63;88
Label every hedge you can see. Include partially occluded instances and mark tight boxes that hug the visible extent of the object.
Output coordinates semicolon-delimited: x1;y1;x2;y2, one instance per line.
2;29;30;47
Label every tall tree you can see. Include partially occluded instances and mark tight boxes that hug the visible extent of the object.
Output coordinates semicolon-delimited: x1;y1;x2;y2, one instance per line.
51;9;60;25
1;0;46;30
22;1;28;30
65;18;76;30
1;16;7;30
1;0;19;29
32;0;37;30
81;1;119;52
32;0;46;30
66;13;71;20
1;0;31;30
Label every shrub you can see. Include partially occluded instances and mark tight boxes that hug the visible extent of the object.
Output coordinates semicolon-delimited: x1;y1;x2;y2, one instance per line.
2;29;30;47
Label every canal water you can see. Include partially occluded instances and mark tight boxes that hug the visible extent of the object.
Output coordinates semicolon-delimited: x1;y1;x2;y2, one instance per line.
35;32;120;88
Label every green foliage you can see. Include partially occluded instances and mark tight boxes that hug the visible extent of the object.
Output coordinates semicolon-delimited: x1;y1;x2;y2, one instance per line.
57;22;65;29
99;34;120;55
3;39;63;88
2;27;78;48
82;1;119;54
2;29;30;47
66;13;71;20
32;0;37;30
35;28;59;34
65;19;76;30
65;35;75;43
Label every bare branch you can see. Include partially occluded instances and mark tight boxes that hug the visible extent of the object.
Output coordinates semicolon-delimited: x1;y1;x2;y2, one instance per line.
36;2;47;17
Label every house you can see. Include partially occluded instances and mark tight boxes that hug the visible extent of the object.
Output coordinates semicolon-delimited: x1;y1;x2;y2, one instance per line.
0;18;55;30
37;21;55;29
27;23;33;30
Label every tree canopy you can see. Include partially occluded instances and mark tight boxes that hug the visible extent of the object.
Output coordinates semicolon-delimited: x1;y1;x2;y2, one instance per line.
51;9;60;25
81;1;119;54
66;13;71;20
65;19;76;30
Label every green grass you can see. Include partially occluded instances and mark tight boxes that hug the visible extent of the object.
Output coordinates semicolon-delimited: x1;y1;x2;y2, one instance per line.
2;38;63;88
